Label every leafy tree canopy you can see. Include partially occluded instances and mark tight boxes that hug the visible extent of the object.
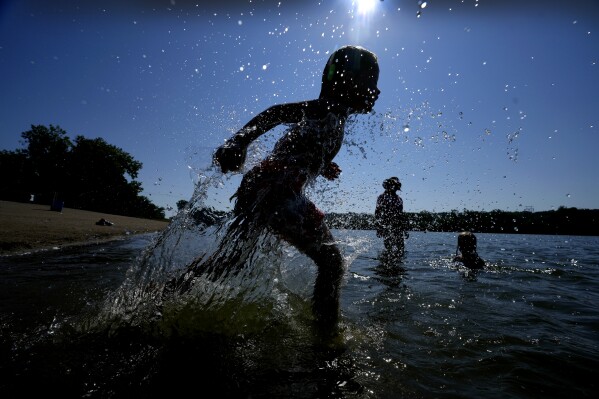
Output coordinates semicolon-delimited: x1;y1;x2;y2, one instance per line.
0;124;165;219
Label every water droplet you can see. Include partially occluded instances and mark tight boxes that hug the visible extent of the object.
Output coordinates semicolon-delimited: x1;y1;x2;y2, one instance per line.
442;131;456;142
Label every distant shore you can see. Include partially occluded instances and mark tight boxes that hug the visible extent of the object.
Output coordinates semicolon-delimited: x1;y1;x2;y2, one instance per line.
0;200;170;256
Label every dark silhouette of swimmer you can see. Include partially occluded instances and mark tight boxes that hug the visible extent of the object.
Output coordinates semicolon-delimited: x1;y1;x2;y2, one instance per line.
374;177;408;255
453;231;485;270
168;45;380;329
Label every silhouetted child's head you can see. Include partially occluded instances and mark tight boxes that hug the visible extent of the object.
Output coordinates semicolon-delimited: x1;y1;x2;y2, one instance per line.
457;231;477;255
320;45;380;112
382;176;401;192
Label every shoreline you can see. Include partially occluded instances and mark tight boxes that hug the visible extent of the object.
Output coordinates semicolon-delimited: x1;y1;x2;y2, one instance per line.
0;200;170;256
1;232;160;258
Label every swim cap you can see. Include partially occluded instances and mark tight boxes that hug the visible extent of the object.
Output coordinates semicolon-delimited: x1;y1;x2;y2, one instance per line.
321;45;379;95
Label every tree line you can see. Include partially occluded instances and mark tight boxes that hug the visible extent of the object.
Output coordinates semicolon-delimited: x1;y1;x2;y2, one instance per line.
325;207;599;236
0;125;165;220
177;201;599;236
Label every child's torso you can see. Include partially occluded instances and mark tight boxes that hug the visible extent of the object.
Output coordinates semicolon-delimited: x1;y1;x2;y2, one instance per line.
269;101;346;177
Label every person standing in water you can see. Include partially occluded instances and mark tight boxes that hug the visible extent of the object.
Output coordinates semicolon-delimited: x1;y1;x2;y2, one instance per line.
453;231;485;270
171;45;380;329
375;177;409;255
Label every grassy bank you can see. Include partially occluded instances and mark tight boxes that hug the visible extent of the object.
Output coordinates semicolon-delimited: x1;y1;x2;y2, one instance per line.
0;200;169;256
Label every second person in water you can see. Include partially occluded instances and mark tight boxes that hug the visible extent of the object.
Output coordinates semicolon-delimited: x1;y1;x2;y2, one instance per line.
454;231;486;270
375;177;409;256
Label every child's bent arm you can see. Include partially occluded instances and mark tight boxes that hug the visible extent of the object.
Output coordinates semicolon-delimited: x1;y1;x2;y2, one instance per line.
232;103;305;146
213;103;306;173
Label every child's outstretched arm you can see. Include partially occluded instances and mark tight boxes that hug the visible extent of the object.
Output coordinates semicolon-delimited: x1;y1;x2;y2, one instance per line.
213;103;305;173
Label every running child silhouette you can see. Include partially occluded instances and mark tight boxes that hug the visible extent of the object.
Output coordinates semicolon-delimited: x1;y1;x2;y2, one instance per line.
168;45;380;328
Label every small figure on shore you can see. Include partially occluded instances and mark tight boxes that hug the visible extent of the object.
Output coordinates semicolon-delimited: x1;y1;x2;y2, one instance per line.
375;177;409;255
168;45;381;330
96;218;114;226
453;231;485;270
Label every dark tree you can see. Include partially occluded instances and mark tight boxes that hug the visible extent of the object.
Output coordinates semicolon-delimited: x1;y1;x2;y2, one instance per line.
0;149;29;201
19;125;72;204
68;135;142;213
0;125;165;219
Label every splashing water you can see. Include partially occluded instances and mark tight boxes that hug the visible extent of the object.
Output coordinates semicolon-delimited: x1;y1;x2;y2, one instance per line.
94;149;380;338
92;102;473;337
93;171;277;333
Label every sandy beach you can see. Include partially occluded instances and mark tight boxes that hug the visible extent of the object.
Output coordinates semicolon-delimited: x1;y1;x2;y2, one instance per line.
0;200;170;256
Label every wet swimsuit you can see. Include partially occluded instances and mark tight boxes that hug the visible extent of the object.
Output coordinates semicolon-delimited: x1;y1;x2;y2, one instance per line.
233;158;326;243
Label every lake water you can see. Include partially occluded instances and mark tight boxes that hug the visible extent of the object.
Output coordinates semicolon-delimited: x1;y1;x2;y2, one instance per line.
1;229;598;398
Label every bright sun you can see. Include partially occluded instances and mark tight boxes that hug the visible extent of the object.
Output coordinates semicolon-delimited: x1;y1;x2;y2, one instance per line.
355;0;378;15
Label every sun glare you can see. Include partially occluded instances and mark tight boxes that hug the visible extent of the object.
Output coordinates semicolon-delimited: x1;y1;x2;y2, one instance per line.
355;0;377;15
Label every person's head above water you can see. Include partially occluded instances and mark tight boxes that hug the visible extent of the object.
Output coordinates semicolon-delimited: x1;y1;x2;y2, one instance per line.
455;231;485;269
320;45;380;113
382;176;401;192
457;231;477;254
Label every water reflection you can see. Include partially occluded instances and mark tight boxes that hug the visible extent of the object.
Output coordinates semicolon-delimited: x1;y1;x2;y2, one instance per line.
373;249;406;287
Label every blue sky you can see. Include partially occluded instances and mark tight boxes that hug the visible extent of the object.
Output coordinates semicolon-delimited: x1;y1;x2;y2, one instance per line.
1;0;598;217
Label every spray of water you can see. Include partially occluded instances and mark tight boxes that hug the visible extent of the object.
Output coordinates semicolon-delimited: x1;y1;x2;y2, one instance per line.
93;104;472;337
